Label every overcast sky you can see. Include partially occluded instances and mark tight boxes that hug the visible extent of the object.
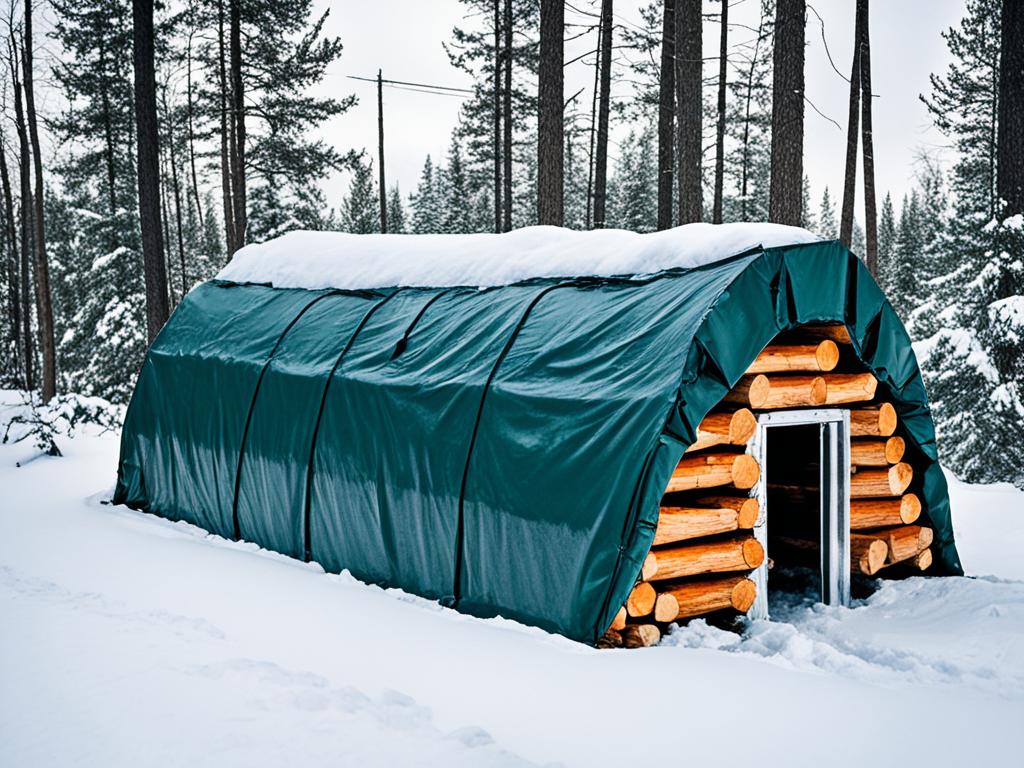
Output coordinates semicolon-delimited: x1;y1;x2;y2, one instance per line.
315;0;968;221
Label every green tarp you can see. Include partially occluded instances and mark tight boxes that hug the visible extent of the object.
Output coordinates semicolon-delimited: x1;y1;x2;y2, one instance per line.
114;240;960;644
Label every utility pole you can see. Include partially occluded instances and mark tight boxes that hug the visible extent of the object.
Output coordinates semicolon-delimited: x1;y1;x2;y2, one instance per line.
378;69;388;233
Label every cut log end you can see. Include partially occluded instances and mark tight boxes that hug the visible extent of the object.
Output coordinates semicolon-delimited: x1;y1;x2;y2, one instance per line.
731;578;757;613
851;536;889;575
654;592;680;623
729;408;757;444
889;462;913;495
742;536;765;569
621;624;661;648
641;552;657;581
731;454;761;489
626;581;656;617
609;606;627;632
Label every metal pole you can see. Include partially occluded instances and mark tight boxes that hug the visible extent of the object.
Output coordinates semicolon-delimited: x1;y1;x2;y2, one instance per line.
377;69;388;234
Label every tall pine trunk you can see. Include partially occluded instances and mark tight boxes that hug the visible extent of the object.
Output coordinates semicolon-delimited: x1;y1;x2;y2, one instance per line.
229;0;247;249
133;0;170;343
502;0;513;231
768;0;805;226
712;0;728;224
675;0;703;224
185;25;204;229
860;0;877;275
218;0;235;257
163;90;188;295
23;0;56;401
1;137;20;383
592;0;612;228
839;1;863;247
657;0;675;230
739;9;767;221
997;0;1023;216
493;0;501;232
10;50;33;391
537;0;563;225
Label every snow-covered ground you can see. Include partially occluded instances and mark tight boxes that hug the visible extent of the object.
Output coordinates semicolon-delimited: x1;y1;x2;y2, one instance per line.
2;404;1023;767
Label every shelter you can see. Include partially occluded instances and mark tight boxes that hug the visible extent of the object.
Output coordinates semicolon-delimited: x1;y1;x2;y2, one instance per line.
114;224;959;645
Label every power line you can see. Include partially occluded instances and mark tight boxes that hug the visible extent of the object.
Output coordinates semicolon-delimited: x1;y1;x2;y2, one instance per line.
347;74;473;94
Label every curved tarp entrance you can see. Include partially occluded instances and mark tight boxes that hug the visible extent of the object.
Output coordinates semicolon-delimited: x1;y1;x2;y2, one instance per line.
114;241;961;643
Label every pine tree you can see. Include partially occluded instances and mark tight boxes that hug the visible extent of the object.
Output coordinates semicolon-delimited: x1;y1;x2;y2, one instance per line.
799;176;816;232
440;138;473;234
610;128;657;232
386;185;407;234
817;186;837;239
410;155;442;234
339;157;379;234
877;192;896;286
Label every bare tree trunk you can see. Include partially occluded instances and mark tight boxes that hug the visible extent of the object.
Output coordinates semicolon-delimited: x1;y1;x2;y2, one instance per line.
739;9;767;221
768;0;805;226
164;90;188;296
1;136;20;383
133;0;170;343
675;0;703;224
218;0;235;257
713;0;728;224
10;45;33;390
585;12;601;229
592;0;612;228
229;0;247;249
493;0;501;232
657;0;675;230
839;0;863;247
537;0;564;226
860;0;877;275
159;144;176;307
185;22;204;229
502;0;513;231
97;43;119;221
22;2;55;400
998;0;1024;216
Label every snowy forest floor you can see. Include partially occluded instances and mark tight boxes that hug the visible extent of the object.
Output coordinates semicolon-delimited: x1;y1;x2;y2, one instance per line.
2;404;1023;767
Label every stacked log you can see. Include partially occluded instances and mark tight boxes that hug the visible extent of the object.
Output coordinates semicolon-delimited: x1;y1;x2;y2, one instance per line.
601;324;934;648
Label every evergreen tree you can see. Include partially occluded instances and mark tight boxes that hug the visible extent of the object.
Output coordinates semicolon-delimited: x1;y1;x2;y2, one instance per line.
610;128;657;232
439;138;473;234
563;127;588;230
410;155;443;234
877;192;896;287
817;186;837;239
339;157;379;234
799;176;816;232
386;185;407;234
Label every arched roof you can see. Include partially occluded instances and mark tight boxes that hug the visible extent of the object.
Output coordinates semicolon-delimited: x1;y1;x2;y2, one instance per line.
115;238;958;643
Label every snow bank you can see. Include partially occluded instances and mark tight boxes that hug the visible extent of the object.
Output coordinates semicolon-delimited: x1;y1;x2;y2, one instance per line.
216;223;821;290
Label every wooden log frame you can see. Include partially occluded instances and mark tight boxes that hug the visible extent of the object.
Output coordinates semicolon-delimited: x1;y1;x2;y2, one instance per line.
723;373;827;409
851;437;905;466
821;372;878;404
626;581;656;617
850;403;898;437
655;575;757;622
850;462;913;498
647;536;764;581
666;452;760;492
850;494;921;529
685;408;758;453
653;500;759;545
746;340;840;374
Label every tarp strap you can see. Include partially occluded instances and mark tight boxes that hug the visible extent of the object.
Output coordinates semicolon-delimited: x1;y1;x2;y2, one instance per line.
230;291;342;541
391;288;455;359
450;281;576;608
301;290;402;562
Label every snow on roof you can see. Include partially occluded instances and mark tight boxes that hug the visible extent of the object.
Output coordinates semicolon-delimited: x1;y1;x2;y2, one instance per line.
216;223;821;291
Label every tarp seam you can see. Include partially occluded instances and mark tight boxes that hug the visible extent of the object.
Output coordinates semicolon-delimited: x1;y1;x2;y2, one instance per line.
450;280;577;608
301;290;401;562
230;290;342;540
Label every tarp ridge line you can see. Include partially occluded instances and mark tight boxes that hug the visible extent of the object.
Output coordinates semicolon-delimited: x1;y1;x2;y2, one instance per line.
230;290;343;541
450;280;578;608
301;289;402;563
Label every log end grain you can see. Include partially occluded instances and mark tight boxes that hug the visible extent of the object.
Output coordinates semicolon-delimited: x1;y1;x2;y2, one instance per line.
626;581;656;617
901;493;922;525
878;402;898;436
729;407;758;444
731;578;757;613
815;339;840;371
810;375;828;405
731;454;761;489
654;592;680;623
889;462;914;495
884;436;906;464
736;497;759;529
641;552;658;582
621;624;661;648
746;374;771;408
742;536;765;569
609;606;627;632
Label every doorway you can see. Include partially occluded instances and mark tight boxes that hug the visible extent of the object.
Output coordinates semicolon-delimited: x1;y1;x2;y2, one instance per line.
747;409;850;620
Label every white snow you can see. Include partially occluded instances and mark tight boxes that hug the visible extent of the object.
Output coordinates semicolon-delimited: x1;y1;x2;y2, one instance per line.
216;223;821;290
3;390;1024;767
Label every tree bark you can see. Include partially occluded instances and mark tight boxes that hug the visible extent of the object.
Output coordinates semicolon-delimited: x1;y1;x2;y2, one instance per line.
163;87;188;298
839;2;862;247
0;136;20;384
768;0;805;226
9;46;33;391
493;0;501;232
713;0;728;224
592;0;612;228
502;0;513;231
218;0;235;256
675;0;703;224
229;0;247;249
585;12;601;229
997;0;1024;216
185;23;204;229
657;0;675;230
22;0;56;400
860;0;877;275
133;0;170;343
537;0;564;225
